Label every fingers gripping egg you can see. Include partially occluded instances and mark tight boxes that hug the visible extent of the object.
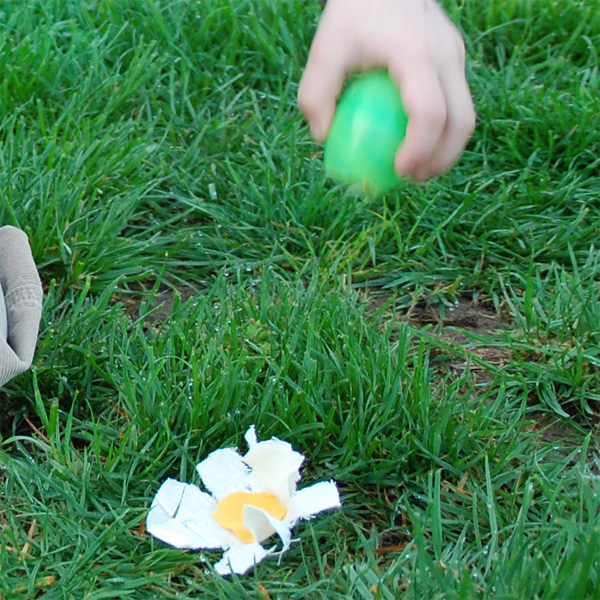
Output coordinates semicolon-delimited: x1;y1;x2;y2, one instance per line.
325;71;408;196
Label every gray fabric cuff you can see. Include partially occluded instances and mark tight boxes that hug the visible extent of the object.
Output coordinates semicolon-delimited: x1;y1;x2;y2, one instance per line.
0;226;43;387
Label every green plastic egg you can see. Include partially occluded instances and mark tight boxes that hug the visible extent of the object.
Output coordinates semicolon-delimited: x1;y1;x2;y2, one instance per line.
325;71;408;196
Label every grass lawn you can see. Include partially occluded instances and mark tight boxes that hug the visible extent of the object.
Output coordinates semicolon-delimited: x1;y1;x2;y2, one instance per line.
1;0;599;597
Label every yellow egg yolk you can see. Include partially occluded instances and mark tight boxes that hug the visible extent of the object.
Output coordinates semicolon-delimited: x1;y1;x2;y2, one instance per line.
213;491;287;544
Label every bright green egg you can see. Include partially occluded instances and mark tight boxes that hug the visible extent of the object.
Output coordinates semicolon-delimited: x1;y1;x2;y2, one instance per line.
324;71;407;196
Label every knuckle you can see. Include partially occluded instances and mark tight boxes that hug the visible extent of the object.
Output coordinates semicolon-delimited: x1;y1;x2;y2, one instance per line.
427;102;448;128
296;83;315;116
460;108;477;137
454;35;466;61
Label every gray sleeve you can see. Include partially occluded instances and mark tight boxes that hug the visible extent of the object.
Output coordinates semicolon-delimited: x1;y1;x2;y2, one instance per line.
0;226;43;387
0;280;7;340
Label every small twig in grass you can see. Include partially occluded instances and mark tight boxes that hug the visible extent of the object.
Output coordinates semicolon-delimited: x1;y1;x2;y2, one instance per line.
456;471;470;495
8;575;57;596
137;516;147;536
24;416;51;445
20;518;37;559
373;543;407;556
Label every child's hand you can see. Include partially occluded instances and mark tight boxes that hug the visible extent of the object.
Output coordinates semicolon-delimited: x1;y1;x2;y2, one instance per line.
298;0;475;181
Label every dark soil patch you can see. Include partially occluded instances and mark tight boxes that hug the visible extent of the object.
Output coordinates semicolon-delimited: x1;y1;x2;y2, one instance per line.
370;292;512;380
117;281;198;326
368;291;595;447
403;294;505;337
524;410;586;446
415;298;511;380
